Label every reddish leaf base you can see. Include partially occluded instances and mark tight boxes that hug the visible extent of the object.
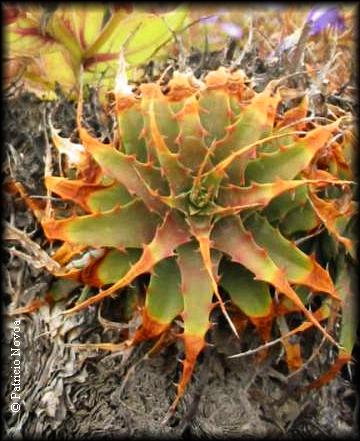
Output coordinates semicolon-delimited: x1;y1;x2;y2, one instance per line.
131;309;169;344
283;341;303;371
251;314;274;363
306;353;352;389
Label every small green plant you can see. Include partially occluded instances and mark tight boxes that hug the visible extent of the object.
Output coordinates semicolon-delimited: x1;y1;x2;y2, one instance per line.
33;62;357;410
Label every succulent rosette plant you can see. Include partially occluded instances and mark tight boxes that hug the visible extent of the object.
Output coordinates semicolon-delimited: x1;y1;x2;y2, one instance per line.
18;56;356;410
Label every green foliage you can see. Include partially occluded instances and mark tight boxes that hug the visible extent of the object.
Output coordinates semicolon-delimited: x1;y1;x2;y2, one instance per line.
4;5;188;99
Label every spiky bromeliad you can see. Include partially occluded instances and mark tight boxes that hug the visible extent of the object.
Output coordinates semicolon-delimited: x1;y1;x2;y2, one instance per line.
37;64;356;410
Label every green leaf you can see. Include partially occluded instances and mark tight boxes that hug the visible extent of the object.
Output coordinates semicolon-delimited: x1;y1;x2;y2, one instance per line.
78;127;166;213
140;83;192;195
211;215;338;345
5;6;188;97
53;5;106;50
245;213;336;295
117;106;147;162
280;200;320;235
82;248;142;286
62;210;191;315
245;123;338;184
88;7;188;65
220;260;272;317
212;86;280;183
263;185;308;222
336;263;357;354
217;180;309;211
174;240;220;408
146;257;183;325
139;85;181;155
86;183;133;211
177;241;216;337
42;200;159;248
175;95;209;172
199;87;232;146
212;215;279;283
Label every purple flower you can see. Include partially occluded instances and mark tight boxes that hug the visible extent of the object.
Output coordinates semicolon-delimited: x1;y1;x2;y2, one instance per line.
220;22;243;39
201;15;219;25
307;6;346;36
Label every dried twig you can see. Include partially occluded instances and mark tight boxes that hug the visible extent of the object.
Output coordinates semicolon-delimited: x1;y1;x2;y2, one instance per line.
232;14;253;68
255;27;276;51
161;15;187;72
316;30;339;85
287;20;312;74
4;221;60;273
295;227;325;245
228;318;317;360
287;335;327;380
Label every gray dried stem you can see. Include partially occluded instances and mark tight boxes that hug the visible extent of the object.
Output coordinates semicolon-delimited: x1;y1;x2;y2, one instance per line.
4;221;60;273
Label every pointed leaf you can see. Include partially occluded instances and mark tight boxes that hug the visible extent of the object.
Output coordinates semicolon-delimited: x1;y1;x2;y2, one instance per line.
140;83;192;195
212;83;281;183
213;84;280;162
220;260;272;317
177;241;218;337
81;248;142;286
42;199;159;248
245;214;338;297
245;122;339;184
133;257;183;343
62;210;191;314
261;180;308;222
280;200;320;235
198;69;235;145
117;103;147;162
174;241;220;404
310;192;356;258
77;123;166;214
133;258;183;343
190;220;238;338
176;95;210;172
212;215;338;346
45;176;133;212
217;179;329;211
145;257;183;325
